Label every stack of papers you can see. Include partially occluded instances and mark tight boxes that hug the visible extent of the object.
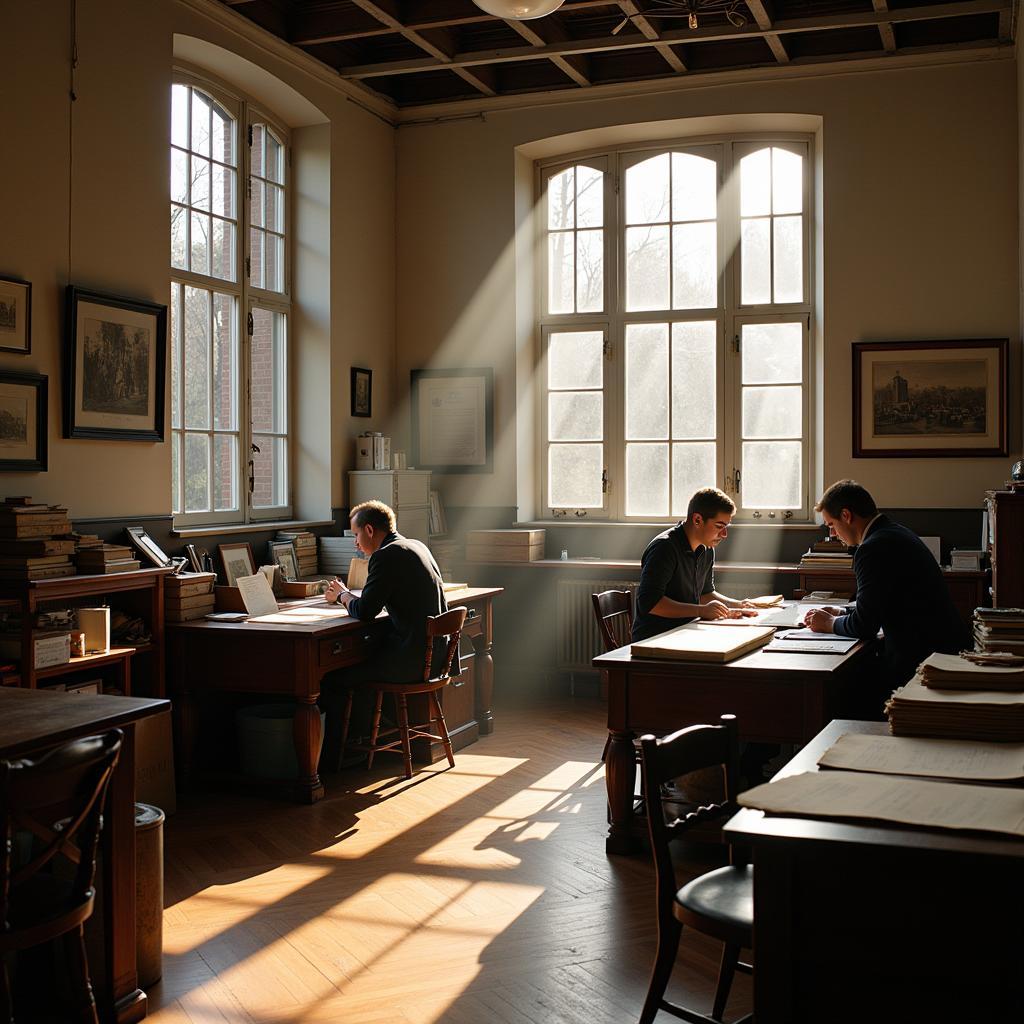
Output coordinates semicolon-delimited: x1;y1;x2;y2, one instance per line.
974;607;1024;655
886;676;1024;741
919;652;1024;691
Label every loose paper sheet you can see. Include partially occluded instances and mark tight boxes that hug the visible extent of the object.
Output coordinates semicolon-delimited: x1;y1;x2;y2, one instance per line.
764;638;858;654
235;572;279;618
819;732;1024;781
248;604;351;625
739;770;1024;838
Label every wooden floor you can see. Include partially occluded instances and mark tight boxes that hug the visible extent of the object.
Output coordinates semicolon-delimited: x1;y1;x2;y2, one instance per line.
148;695;752;1024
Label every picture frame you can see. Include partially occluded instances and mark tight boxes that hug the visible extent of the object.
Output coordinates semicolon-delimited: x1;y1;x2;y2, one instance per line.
351;366;372;418
853;339;1008;458
64;285;167;441
219;542;256;588
267;539;299;581
411;367;494;474
0;371;47;471
428;489;447;537
125;526;173;568
0;276;31;355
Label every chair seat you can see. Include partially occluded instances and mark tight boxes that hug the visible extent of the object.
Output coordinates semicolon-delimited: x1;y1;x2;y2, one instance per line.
0;876;94;952
674;864;753;946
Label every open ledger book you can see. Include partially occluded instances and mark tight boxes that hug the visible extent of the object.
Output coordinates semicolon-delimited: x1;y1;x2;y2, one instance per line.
631;622;774;663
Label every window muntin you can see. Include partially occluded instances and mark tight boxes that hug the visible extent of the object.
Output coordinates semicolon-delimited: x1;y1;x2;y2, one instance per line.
545;163;605;315
539;137;813;522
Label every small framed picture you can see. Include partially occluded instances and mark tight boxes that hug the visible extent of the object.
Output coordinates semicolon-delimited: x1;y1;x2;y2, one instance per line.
0;277;31;355
268;539;299;580
126;526;173;568
351;366;372;417
0;371;47;471
219;542;256;588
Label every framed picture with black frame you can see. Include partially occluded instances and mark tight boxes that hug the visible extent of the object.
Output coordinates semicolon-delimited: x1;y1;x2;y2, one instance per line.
267;539;299;581
0;371;47;471
0;276;31;355
351;366;372;417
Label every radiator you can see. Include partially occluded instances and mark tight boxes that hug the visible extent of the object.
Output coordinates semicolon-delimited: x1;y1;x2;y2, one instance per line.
557;578;640;673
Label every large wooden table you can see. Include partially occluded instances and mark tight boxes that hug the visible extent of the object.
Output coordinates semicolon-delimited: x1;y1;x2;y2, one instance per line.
0;687;170;1023
725;720;1024;1021
593;639;874;853
167;587;501;803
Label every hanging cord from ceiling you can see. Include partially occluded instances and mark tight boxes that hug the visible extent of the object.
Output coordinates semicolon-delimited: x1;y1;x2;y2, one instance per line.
68;0;78;283
611;0;747;35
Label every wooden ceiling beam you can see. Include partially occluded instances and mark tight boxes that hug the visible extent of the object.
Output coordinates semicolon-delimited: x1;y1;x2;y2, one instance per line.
744;0;790;63
615;0;688;72
871;0;898;53
504;17;593;86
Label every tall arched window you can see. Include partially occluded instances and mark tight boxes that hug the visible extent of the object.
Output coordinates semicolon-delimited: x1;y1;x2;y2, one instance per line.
170;73;291;525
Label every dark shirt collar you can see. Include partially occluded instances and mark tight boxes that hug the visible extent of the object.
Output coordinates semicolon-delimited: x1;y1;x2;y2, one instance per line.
674;520;707;559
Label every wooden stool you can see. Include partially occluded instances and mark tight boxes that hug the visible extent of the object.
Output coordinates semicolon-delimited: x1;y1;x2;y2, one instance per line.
340;607;467;780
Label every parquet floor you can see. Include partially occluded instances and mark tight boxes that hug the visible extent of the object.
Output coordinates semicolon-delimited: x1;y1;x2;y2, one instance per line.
147;695;752;1024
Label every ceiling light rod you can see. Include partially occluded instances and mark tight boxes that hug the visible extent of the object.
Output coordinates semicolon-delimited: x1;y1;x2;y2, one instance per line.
611;0;747;34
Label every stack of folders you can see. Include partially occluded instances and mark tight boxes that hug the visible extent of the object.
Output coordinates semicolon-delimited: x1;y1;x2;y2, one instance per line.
918;652;1024;690
319;534;359;577
886;675;1024;741
974;607;1024;655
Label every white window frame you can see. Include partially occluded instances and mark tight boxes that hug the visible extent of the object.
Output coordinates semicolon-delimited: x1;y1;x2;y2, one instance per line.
170;68;293;527
537;134;815;524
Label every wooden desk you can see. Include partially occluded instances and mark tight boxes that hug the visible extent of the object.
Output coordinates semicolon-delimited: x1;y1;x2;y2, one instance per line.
167;587;501;803
725;720;1024;1022
0;687;169;1024
593;640;874;854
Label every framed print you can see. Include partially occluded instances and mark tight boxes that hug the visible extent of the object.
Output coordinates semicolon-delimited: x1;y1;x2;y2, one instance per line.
853;339;1008;458
428;489;447;537
351;366;372;418
64;285;167;441
411;367;493;474
126;526;172;568
0;371;46;471
0;276;31;354
219;542;256;587
267;539;299;580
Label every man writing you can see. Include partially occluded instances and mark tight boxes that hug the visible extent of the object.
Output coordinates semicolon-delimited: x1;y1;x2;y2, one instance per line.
632;487;757;642
804;479;969;715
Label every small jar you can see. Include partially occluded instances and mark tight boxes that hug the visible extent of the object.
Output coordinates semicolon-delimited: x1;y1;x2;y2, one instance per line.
70;631;86;658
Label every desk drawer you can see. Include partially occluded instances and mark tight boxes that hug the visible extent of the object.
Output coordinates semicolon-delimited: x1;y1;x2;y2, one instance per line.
318;631;377;671
458;604;484;640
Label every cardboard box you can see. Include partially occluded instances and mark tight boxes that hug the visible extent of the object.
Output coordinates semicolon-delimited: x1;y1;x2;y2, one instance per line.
0;630;71;668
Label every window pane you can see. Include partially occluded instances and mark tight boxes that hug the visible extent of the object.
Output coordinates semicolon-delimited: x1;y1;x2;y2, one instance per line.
549;443;603;508
671;321;716;439
742;322;802;383
672;222;716;309
183;287;210;429
170;148;187;204
740;148;771;217
250;308;287;433
250;177;265;228
549;392;602;441
252;435;287;508
184;432;210;512
625;323;668;440
212;105;235;167
190;211;210;275
211;218;234;282
266;184;284;233
170;283;181;429
213;434;237;512
576;229;603;313
171;84;188;148
170;205;186;269
625;153;669;225
191;156;210;211
171;432;181;515
251;124;264;177
672;153;716;222
773;215;803;302
671;442;716;517
549;331;602;389
625;443;669;517
548;167;574;230
742;440;801;508
626;225;669;311
213;293;236;430
547;231;573;314
740;218;770;305
250;227;265;289
576;164;603;228
742;385;802;438
190;90;211;157
266;131;284;185
212;164;235;219
266;234;284;293
772;147;802;215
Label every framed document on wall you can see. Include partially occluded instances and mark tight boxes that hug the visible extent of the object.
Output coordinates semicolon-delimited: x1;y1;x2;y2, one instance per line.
411;367;493;474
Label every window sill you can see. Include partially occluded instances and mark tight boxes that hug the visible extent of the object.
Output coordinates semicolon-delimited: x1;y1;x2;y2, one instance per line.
517;519;821;530
172;519;335;539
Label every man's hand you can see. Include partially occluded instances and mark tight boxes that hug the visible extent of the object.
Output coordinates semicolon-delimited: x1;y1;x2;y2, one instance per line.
700;600;742;620
325;578;351;606
804;608;837;633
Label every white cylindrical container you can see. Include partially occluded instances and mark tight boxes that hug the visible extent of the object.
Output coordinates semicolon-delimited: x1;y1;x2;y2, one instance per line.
78;607;110;654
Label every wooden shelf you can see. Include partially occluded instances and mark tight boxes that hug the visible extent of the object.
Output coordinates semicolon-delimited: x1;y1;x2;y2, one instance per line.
35;647;135;681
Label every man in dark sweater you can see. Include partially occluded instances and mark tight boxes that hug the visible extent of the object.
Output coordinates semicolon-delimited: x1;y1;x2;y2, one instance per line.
805;479;969;715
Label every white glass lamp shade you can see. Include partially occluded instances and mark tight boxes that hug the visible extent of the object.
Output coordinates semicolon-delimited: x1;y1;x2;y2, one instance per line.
472;0;565;18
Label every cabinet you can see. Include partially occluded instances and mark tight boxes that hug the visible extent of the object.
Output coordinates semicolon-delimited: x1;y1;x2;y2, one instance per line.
349;469;432;543
0;567;172;695
985;489;1024;607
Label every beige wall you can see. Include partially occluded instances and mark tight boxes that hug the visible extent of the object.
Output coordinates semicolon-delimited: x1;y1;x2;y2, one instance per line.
0;0;395;519
396;57;1020;513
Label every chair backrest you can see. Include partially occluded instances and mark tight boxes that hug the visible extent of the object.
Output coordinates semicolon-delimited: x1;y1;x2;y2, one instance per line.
0;729;122;933
639;716;740;906
592;590;634;652
422;606;468;684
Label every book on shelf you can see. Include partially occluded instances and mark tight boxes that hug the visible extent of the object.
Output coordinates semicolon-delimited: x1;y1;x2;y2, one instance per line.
0;538;76;557
0;520;73;539
82;559;141;575
0;554;74;568
0;562;76;580
164;571;216;597
76;544;135;563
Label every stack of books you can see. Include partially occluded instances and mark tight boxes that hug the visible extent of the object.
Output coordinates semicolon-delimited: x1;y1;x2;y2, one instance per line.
466;529;545;563
918;651;1024;691
887;675;1024;741
799;536;853;569
320;534;359;577
0;499;75;580
974;607;1024;655
276;530;318;577
75;543;141;575
164;571;216;622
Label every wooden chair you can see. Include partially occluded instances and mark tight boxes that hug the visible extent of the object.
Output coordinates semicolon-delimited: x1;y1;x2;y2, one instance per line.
340;607;467;780
0;729;123;1024
638;715;752;1024
592;589;634;653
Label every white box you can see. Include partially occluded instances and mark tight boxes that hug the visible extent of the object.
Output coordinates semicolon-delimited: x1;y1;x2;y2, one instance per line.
78;607;110;654
34;633;71;669
373;435;391;471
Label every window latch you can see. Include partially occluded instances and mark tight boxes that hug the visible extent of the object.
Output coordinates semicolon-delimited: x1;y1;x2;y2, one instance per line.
732;468;741;493
248;459;255;495
601;468;608;494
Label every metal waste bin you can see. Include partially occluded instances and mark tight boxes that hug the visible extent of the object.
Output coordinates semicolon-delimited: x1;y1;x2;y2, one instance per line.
135;802;165;988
